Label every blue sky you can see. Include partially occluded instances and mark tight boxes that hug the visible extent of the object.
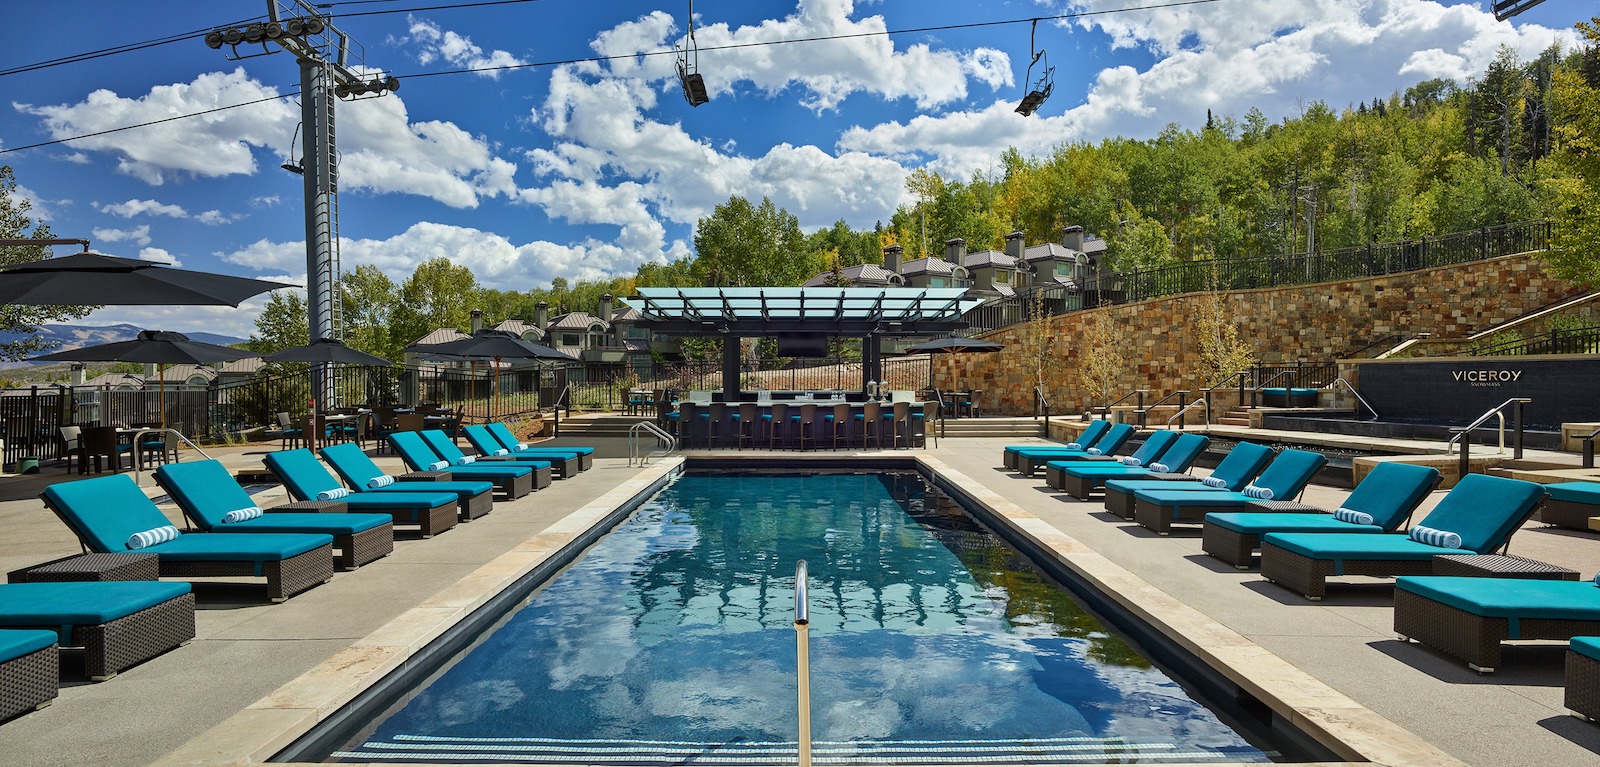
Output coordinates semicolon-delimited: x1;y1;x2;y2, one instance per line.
0;0;1584;338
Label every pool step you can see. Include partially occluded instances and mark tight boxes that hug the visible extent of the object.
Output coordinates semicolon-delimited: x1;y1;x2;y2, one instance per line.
1216;406;1253;428
338;733;1266;763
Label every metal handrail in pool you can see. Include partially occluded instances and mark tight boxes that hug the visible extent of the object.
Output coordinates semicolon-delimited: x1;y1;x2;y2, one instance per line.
627;420;677;466
1327;377;1379;421
793;559;812;767
1448;397;1531;479
1166;398;1208;429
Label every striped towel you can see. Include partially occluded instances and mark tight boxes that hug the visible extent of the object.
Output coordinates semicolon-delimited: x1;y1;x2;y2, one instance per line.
316;487;351;501
221;506;263;524
1408;525;1462;549
127;525;179;549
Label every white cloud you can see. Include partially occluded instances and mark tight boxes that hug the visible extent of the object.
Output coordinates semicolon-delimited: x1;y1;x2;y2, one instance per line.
95;199;188;219
250;195;281;208
11;184;57;221
61;152;89;164
194;210;242;225
398;16;529;77
136;247;176;265
93;224;152;246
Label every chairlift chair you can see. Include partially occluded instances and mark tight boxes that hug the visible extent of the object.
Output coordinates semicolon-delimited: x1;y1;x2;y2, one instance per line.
676;1;710;106
1015;20;1054;117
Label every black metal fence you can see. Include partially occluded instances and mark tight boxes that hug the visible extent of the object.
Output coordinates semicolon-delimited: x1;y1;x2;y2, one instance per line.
566;355;935;410
1473;325;1600;356
967;220;1551;334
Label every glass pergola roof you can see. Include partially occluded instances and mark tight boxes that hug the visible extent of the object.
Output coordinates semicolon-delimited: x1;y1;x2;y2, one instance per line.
622;287;982;336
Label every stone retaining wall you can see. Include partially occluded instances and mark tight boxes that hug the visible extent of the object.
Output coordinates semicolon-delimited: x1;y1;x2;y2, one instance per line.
955;252;1585;416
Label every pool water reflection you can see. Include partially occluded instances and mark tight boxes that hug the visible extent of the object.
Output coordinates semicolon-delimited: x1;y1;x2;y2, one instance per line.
332;471;1269;764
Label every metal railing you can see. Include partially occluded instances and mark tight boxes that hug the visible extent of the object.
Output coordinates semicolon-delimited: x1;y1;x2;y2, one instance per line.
793;560;813;767
1167;398;1209;429
1472;324;1600;356
1582;427;1600;470
130;428;212;484
626;420;676;467
1093;389;1149;419
1448;398;1531;479
1136;390;1189;428
1034;386;1050;438
1327;377;1379;421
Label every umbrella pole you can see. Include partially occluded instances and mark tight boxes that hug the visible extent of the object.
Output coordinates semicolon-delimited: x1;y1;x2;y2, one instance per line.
492;355;502;424
158;364;166;428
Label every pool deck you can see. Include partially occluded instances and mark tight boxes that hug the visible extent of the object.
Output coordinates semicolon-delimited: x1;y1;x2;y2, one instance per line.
0;429;1598;767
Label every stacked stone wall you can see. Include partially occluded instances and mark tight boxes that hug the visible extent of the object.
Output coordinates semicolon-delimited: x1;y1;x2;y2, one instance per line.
951;253;1587;416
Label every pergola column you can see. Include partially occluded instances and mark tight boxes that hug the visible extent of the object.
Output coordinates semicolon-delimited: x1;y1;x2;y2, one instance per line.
723;338;742;397
863;336;881;391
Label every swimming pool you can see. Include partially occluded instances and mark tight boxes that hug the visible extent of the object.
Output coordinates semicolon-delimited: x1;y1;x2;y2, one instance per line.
318;469;1274;764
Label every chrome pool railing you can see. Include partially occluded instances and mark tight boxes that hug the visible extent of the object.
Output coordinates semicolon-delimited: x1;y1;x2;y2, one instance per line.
794;559;812;767
627;420;676;467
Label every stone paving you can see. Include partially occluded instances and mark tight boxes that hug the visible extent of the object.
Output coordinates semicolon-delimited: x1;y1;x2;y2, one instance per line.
0;432;1597;767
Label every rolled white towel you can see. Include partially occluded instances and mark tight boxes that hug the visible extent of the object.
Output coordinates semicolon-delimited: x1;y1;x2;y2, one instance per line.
1408;525;1462;549
1120;456;1143;467
1201;476;1227;488
491;449;509;457
1086;448;1102;456
514;442;528;451
316;487;351;501
1332;508;1375;526
1241;484;1274;500
221;506;263;524
367;475;395;489
1148;462;1170;473
127;525;180;550
1064;442;1082;450
453;455;476;466
426;460;449;472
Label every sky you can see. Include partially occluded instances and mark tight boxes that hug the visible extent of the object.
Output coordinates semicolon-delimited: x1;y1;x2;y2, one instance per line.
0;0;1586;340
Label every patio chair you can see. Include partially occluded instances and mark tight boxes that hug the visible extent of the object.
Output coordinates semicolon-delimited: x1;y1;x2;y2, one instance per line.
262;449;461;536
1533;481;1600;530
1101;441;1274;519
275;412;303;449
1010;423;1137;477
461;425;583;477
482;422;594;470
319;442;495;521
1044;429;1178;489
1388;579;1600;674
1048;432;1210;499
0;629;57;718
1259;473;1547;601
418;430;560;484
388;431;541;497
139;429;180;466
1132;448;1329;535
1001;419;1112;470
79;425;131;474
154;459;394;570
851;402;881;450
40;474;334;602
1200;462;1442;568
0;581;195;681
58;426;84;474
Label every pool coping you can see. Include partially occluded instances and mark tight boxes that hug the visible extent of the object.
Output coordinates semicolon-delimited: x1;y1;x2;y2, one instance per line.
147;453;1463;767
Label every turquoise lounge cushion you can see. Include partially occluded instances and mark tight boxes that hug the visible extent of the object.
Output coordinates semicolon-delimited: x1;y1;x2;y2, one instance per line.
339;491;459;510
1545;482;1600;505
0;581;192;629
142;532;332;561
1206;512;1385;535
443;463;539;478
1133;489;1252;508
155;459;271;530
1410;474;1547;553
1245;449;1328;499
41;474;179;554
1261;532;1467;562
0;629;57;661
1207;443;1275;489
263;448;353;500
319;443;494;501
361;482;495;502
1339;462;1441;530
1395;577;1600;638
1104;478;1208;495
1124;431;1180;466
224;512;388;535
487;423;594;455
1053;463;1168;479
1573;636;1600;661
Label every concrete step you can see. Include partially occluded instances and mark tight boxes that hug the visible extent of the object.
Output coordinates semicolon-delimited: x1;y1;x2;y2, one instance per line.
1217;417;1252;427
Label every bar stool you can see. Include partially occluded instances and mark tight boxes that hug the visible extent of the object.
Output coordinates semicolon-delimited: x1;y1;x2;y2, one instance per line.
855;402;881;450
793;404;818;451
825;403;851;450
679;402;705;448
707;402;728;448
768;403;789;449
737;403;761;449
884;401;911;449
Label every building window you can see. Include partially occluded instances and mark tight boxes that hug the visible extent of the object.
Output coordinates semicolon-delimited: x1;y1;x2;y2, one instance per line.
995;270;1011;284
561;333;581;346
1055;263;1072;278
929;276;948;288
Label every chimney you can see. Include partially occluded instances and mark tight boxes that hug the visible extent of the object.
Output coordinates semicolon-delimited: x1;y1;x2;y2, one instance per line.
470;309;483;333
598;293;614;324
144;363;157;380
943;237;967;268
535;301;549;331
1062;224;1085;251
1004;230;1025;261
70;363;85;386
882;244;903;274
974;265;994;293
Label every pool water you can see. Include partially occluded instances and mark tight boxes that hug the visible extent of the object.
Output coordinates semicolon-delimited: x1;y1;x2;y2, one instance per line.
331;471;1270;764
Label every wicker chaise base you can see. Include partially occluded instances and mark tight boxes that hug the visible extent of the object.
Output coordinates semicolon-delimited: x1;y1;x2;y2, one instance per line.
1259;545;1434;600
1567;648;1600;720
159;548;333;603
76;592;196;680
460;489;492;521
1134;498;1232;534
1104;487;1137;518
1202;525;1259;569
338;525;394;570
1058;472;1101;499
0;644;57;719
1394;588;1600;673
1538;499;1598;531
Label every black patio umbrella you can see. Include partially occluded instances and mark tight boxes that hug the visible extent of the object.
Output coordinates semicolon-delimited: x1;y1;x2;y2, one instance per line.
32;330;255;426
262;337;392;366
0;252;288;306
903;336;1004;400
406;329;576;419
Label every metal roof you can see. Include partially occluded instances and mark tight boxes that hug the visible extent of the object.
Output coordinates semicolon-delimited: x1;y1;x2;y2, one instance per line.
622;287;982;336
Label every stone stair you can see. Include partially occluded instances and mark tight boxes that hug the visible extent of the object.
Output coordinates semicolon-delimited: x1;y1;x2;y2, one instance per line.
548;413;644;438
1216;406;1253;428
934;417;1045;439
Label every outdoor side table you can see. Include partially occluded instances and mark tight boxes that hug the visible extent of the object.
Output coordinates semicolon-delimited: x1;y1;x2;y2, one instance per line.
1431;553;1581;581
270;500;350;514
8;552;159;583
399;471;452;482
1244;500;1326;513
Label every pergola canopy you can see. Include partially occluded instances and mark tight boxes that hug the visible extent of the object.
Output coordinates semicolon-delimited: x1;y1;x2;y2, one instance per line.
621;287;982;336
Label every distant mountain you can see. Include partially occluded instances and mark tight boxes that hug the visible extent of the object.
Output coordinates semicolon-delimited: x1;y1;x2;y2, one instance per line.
0;324;249;369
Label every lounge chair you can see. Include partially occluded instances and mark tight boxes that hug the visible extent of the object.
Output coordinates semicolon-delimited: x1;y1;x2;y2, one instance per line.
1388;578;1600;673
1101;441;1274;519
1001;419;1112;470
1568;637;1600;719
483;422;595;470
419;430;568;482
1010;423;1137;477
41;474;333;603
1132;448;1329;535
1047;432;1209;497
1201;462;1441;568
153;459;395;570
0;581;195;681
461;424;586;476
0;629;57;718
261;449;461;536
388;431;542;496
319;442;495;521
1259;474;1547;600
1534;481;1600;530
